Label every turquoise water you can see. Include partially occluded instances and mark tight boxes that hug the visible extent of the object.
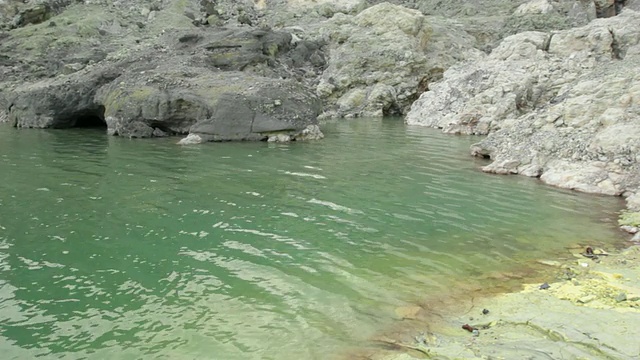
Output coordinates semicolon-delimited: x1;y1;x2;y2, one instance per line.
0;119;625;359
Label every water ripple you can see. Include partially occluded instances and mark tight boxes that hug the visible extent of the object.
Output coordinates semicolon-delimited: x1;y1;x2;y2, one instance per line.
0;120;625;359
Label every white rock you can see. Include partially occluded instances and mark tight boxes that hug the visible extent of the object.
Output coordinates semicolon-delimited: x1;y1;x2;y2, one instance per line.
407;10;640;202
177;134;204;145
514;0;554;15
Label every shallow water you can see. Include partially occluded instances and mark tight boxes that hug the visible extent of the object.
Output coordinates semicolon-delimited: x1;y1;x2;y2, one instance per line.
0;119;625;359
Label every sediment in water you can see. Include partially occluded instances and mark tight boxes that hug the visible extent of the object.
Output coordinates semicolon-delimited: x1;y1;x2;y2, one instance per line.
356;240;640;360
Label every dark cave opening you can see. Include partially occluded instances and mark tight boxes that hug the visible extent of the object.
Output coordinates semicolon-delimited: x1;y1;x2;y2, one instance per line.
595;0;626;18
71;106;106;128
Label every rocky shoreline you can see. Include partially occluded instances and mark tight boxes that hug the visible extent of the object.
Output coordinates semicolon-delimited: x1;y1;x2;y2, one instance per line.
1;1;638;213
406;5;640;232
365;241;640;360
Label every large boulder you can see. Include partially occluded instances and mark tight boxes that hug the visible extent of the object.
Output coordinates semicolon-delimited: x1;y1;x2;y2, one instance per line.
6;48;322;141
406;31;555;135
406;10;640;205
95;67;322;141
0;0;77;30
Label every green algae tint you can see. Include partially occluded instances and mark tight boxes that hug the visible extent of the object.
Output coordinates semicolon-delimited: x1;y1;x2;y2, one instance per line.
0;119;626;359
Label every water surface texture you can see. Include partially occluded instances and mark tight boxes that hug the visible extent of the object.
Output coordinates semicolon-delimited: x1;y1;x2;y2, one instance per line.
0;119;625;359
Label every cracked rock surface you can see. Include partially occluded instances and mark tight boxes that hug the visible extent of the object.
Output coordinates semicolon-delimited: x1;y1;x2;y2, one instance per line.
406;9;640;215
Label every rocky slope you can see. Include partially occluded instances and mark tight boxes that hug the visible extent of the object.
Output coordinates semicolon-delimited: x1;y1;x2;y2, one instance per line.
257;0;603;118
0;0;328;142
375;246;640;360
407;3;640;222
1;0;609;140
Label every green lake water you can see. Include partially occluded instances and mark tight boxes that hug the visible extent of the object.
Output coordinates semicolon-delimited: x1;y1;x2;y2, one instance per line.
0;119;626;359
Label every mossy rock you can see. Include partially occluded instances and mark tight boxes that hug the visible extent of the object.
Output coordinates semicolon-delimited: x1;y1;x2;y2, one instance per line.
619;211;640;227
0;4;119;79
100;86;155;115
147;5;198;33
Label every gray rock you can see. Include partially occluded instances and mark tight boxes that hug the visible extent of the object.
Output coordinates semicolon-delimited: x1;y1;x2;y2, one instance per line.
177;133;205;145
0;1;325;142
189;93;255;140
186;80;322;141
96;68;322;140
152;127;168;137
313;3;483;118
7;67;120;128
1;0;76;30
107;118;155;138
293;124;324;141
407;10;640;201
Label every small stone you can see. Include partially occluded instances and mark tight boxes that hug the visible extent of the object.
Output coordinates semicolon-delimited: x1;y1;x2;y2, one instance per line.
593;248;608;255
615;292;627;303
578;294;596;303
462;324;476;332
482;309;489;315
539;282;550;290
472;329;479;337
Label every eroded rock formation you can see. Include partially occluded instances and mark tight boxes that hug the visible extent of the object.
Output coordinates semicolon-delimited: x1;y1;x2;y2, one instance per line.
406;8;640;212
1;0;639;217
0;0;326;142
